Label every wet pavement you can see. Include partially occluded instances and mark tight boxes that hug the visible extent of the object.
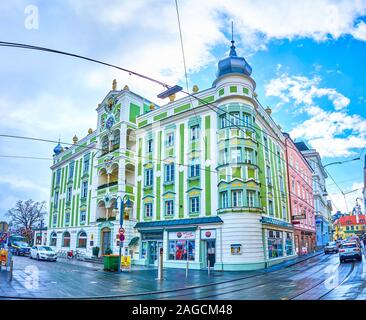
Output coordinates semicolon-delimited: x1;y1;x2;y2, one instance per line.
0;250;364;300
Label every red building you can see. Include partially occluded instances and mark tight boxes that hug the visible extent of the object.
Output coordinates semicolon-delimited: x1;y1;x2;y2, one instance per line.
283;133;316;255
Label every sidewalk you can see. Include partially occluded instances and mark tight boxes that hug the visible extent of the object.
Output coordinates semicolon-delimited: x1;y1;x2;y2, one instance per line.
0;251;325;299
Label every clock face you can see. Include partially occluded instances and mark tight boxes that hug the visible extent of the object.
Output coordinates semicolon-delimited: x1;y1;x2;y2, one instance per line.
106;116;114;130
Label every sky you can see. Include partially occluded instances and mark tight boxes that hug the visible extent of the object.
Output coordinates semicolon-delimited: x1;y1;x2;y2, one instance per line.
0;0;366;220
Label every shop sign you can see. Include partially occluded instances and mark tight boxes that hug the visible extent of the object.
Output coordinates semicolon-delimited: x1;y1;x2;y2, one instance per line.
292;214;306;220
121;255;131;272
200;230;216;240
169;231;195;240
231;244;242;255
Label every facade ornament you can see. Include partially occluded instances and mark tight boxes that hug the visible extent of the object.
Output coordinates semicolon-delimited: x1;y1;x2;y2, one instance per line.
73;135;78;144
192;85;199;93
168;93;176;102
123;85;130;91
88;128;93;135
265;107;272;116
149;103;155;110
112;79;117;90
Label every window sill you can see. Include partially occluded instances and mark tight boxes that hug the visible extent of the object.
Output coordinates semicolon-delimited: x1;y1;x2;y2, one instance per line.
163;181;175;186
187;176;200;181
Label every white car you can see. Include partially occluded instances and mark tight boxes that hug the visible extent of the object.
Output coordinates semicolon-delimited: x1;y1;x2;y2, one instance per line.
30;245;57;261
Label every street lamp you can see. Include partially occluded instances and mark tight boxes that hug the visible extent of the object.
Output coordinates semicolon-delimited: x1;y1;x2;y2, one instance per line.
114;195;132;273
39;219;44;245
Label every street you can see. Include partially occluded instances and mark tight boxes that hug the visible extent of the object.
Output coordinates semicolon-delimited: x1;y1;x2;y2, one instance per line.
1;251;365;300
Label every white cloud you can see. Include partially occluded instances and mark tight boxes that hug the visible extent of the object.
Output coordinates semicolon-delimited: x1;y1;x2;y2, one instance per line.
329;181;364;214
265;74;366;157
352;20;366;41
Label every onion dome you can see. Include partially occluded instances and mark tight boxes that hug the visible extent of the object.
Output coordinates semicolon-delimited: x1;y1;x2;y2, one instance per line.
53;142;64;155
216;38;252;78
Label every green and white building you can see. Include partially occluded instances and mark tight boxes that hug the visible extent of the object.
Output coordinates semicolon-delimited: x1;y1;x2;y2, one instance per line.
46;40;296;270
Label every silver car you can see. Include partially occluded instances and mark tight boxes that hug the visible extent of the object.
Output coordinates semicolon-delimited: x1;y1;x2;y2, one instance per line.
30;245;57;261
339;241;362;263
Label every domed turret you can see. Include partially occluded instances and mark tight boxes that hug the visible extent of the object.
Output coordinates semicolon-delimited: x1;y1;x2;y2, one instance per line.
216;24;252;79
53;142;64;155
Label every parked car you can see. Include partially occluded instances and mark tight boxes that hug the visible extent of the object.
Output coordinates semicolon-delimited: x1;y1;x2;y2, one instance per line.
339;241;362;263
30;246;57;261
324;241;338;254
9;241;31;256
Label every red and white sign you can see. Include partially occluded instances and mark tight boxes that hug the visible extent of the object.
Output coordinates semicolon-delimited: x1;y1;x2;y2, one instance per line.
200;229;216;240
169;231;195;240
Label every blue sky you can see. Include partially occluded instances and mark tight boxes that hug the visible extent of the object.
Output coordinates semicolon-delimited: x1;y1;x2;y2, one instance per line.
1;0;366;220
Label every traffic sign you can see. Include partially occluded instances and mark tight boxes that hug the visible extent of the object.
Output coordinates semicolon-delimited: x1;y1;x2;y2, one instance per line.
119;234;125;242
119;227;125;234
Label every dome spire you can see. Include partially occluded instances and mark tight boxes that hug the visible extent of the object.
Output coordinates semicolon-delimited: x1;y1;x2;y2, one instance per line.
229;21;237;57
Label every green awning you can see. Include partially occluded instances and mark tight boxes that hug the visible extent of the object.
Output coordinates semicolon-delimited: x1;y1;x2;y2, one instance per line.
128;236;139;247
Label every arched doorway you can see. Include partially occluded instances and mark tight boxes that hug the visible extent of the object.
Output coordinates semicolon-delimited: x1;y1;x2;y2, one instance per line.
101;227;112;255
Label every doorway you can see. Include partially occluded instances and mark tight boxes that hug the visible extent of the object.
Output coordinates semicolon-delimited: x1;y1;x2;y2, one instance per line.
101;227;111;255
148;241;163;265
206;240;216;268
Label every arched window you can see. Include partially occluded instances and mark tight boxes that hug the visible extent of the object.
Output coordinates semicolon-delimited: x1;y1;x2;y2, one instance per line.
77;231;87;248
62;231;71;247
50;232;57;247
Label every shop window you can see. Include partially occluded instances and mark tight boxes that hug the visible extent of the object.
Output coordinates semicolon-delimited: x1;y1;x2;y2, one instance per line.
50;232;57;246
77;231;87;248
285;232;293;255
141;242;147;259
168;240;195;261
62;231;71;247
267;230;283;259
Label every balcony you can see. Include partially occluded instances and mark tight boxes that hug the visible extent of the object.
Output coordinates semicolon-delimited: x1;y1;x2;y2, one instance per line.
97;181;118;190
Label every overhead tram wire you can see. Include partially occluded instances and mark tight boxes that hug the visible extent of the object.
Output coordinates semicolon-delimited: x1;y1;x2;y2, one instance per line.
174;0;208;148
0;40;353;195
0;155;53;160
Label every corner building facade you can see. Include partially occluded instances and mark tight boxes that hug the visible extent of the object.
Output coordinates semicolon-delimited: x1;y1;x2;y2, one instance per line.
46;40;297;270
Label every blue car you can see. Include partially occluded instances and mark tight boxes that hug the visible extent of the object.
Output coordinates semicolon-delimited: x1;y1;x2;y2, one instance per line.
9;241;31;256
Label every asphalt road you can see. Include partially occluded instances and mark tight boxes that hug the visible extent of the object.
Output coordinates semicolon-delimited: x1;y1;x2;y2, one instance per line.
1;251;365;300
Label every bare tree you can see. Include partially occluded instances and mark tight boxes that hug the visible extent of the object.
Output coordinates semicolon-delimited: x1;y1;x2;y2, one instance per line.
6;199;47;243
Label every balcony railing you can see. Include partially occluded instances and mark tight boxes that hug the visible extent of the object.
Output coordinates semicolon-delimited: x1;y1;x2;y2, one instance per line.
97;181;118;190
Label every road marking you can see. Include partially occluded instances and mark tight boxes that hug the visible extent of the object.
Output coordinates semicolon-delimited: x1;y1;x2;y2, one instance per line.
90;281;98;284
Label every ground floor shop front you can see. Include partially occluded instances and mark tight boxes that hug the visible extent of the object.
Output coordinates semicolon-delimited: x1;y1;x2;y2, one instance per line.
294;228;316;256
133;214;297;271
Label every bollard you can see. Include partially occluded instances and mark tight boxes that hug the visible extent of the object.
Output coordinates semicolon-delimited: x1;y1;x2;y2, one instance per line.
157;248;163;280
208;259;210;276
9;259;13;282
185;258;189;278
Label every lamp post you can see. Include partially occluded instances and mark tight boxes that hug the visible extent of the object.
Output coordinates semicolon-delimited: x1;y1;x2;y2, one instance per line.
39;219;44;245
115;195;131;273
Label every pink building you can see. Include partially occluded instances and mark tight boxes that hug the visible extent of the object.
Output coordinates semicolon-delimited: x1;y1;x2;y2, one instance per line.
283;133;316;255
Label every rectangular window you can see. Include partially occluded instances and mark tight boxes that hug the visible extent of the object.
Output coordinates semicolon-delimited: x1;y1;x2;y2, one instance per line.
145;203;153;217
66;187;72;202
232;190;243;207
52;214;57;226
231;147;242;163
277;150;281;168
83;154;90;174
56;169;61;186
244;148;253;163
264;136;269;160
219;148;228;165
268;200;274;216
189;158;200;178
145;169;153;186
282;206;286;220
166;132;174;147
168;240;195;261
220;115;227;128
279;176;284;192
165;200;174;216
65;212;70;225
190;197;200;213
69;161;75;180
242;113;250;126
221;191;228;209
230;112;240;126
147;139;153;153
191;125;199;141
54;192;59;209
81;181;88;198
266;166;272;185
165;163;175;182
80;210;86;223
247;190;255;207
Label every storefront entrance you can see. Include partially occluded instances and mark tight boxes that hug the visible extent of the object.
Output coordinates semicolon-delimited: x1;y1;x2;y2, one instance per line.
101;227;111;255
148;241;163;265
206;240;216;268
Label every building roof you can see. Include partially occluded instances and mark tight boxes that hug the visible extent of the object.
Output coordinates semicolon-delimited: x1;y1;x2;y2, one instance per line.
135;216;223;229
294;141;309;151
337;215;366;226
